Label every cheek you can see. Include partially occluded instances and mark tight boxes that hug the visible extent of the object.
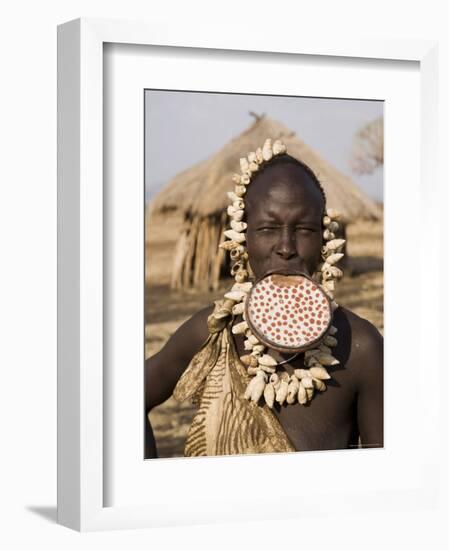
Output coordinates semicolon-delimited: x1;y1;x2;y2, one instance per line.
246;232;273;275
300;235;323;265
282;229;321;253
299;234;322;256
246;232;276;256
308;239;324;272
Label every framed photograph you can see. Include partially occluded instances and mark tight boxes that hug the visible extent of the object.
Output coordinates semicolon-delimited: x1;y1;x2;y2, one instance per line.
57;18;440;531
144;89;385;461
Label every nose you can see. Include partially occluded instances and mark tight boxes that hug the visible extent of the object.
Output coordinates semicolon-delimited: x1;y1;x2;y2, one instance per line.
275;226;298;260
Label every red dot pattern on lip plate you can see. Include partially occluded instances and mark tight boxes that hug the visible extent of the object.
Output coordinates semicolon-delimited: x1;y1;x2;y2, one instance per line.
247;274;331;350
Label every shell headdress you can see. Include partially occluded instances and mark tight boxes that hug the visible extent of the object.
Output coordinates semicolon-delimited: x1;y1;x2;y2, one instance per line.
208;138;345;407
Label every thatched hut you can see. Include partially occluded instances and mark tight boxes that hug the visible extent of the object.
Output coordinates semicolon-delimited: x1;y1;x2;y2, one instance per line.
147;116;382;291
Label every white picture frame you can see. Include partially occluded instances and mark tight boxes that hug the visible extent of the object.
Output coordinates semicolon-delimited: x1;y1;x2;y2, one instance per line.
57;17;440;531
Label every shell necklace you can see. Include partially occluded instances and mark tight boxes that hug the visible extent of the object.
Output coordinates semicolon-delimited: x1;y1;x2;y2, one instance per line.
209;138;345;408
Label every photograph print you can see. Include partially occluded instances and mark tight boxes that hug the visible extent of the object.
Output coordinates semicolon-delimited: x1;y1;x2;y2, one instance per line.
144;90;384;459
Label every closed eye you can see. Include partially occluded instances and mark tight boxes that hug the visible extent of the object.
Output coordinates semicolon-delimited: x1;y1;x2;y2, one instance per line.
256;225;318;233
296;226;317;233
257;226;278;232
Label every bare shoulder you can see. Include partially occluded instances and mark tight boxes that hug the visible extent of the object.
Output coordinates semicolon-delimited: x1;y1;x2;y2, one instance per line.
146;303;215;365
335;306;383;390
170;303;215;355
339;306;383;349
144;303;215;410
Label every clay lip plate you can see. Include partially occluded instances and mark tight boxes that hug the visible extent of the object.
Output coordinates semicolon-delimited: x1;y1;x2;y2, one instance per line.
244;270;332;354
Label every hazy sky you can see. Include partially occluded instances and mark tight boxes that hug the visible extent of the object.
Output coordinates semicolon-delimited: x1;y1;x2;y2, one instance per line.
145;90;383;203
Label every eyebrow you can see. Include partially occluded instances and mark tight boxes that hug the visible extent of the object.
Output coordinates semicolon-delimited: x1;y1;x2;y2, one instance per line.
258;211;279;221
256;211;320;224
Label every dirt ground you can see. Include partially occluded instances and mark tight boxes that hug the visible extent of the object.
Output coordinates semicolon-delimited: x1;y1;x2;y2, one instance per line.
145;213;384;458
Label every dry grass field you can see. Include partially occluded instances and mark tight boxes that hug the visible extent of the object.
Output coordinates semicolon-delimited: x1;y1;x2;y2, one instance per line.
145;211;383;458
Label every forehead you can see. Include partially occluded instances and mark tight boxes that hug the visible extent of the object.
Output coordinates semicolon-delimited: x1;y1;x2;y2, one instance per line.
245;163;324;220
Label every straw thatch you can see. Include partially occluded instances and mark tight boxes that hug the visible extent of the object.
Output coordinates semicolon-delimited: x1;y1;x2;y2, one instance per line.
147;116;382;291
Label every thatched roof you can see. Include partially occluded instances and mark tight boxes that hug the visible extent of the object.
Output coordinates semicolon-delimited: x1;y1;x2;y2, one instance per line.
149;116;382;223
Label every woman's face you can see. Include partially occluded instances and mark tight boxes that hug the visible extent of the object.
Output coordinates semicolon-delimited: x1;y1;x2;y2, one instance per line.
244;163;324;281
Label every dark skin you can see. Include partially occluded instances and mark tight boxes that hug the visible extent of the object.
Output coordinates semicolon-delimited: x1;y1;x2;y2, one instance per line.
144;162;383;458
